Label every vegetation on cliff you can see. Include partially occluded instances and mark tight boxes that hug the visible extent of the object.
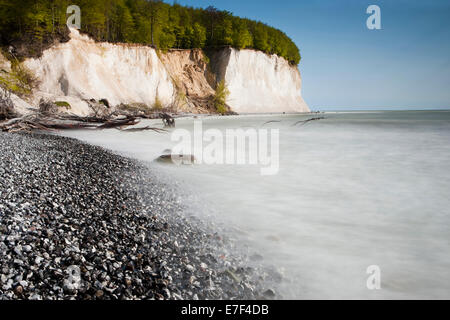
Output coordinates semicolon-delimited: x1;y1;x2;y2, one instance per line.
0;0;301;64
213;80;230;115
0;51;36;96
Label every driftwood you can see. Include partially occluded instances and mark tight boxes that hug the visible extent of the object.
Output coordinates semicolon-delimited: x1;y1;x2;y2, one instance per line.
261;120;281;126
96;117;139;129
56;115;111;123
160;113;175;127
0;115;100;132
118;126;168;133
43;122;98;130
1;115;43;132
0;114;139;132
292;117;325;127
259;117;325;128
1;102;179;133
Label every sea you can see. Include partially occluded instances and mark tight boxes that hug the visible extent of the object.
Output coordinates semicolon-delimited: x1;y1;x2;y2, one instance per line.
61;110;450;299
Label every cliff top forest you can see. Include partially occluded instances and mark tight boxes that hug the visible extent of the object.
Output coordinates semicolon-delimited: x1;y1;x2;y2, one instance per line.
0;0;301;65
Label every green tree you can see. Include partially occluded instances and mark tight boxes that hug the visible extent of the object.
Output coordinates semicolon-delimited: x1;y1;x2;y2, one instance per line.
159;26;176;49
253;23;270;53
0;0;302;65
112;1;134;42
191;23;206;48
233;20;252;49
147;0;163;46
218;17;233;46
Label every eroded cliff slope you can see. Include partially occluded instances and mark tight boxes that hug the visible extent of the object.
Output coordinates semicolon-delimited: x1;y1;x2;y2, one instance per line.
159;49;216;113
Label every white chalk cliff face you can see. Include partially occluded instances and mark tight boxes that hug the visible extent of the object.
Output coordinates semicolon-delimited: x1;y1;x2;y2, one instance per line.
24;29;175;115
215;48;309;113
22;29;308;115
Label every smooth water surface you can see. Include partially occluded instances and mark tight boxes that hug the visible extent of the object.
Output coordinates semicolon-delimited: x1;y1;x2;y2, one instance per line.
61;111;450;299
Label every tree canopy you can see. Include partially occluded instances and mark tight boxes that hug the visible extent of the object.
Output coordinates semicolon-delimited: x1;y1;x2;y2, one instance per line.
0;0;301;64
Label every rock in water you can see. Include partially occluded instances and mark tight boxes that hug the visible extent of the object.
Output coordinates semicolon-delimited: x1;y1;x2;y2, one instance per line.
156;154;196;165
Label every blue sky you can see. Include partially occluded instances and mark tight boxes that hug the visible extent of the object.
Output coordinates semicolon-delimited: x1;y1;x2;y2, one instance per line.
171;0;450;110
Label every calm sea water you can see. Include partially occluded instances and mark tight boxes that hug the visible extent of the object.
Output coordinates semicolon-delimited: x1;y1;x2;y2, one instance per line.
61;110;450;299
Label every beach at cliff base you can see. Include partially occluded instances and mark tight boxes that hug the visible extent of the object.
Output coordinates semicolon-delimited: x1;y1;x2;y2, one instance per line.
0;132;273;300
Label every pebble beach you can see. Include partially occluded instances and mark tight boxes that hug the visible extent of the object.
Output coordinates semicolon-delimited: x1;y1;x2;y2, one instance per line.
0;132;268;300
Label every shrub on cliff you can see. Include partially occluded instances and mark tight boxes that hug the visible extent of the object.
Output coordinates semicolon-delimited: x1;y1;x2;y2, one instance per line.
152;96;163;111
0;61;36;96
54;101;71;109
213;80;230;115
12;63;36;94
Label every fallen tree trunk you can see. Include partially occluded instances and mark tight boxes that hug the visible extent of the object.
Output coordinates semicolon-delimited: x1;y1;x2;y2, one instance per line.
43;122;98;130
1;109;176;133
96;117;139;129
1;115;139;132
55;115;111;123
1;118;99;132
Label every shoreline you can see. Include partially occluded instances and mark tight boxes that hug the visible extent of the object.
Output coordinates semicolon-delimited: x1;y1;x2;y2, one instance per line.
0;132;267;300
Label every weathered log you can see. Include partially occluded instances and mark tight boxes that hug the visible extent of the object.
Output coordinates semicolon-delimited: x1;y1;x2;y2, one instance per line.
96;117;139;129
56;115;110;123
119;126;168;133
42;122;98;130
1;114;100;132
1;109;163;133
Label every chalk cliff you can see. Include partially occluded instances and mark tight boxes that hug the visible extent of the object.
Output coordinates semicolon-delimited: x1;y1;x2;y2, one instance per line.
210;48;309;113
9;29;309;115
23;29;174;116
